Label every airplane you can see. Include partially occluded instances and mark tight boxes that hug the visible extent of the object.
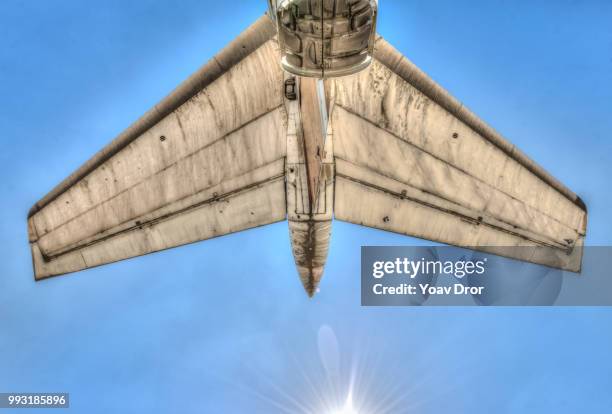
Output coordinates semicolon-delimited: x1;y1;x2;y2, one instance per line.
27;0;587;297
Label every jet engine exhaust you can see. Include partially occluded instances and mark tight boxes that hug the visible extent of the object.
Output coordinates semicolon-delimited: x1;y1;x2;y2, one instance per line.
268;0;378;78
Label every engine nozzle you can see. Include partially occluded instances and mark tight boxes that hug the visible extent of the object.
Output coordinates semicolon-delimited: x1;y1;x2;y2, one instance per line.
268;0;378;78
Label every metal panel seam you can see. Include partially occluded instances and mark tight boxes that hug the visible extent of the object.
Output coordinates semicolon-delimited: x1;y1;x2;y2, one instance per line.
333;106;581;234
42;173;286;261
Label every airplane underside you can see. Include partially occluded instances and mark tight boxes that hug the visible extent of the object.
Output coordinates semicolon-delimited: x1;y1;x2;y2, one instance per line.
27;16;587;297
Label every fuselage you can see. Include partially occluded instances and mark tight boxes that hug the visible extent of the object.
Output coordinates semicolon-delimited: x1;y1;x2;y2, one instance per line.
284;76;334;296
269;1;378;295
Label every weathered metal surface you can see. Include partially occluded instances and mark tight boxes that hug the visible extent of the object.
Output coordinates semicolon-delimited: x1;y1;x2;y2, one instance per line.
371;37;585;211
299;77;328;205
286;76;334;296
269;0;378;78
28;16;277;218
29;20;287;280
32;174;286;279
28;9;588;294
331;37;587;271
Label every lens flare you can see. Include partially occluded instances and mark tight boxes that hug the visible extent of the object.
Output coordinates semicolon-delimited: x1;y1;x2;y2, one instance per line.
238;325;409;413
331;393;358;414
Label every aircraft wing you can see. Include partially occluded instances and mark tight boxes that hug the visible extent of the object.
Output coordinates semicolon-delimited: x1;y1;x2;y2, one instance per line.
28;16;287;280
331;36;587;271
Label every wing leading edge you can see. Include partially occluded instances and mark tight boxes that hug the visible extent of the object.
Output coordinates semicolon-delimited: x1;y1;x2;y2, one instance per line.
28;16;288;280
331;36;587;272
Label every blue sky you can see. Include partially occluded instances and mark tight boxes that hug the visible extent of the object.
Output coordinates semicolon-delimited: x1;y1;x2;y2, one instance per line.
1;1;612;413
